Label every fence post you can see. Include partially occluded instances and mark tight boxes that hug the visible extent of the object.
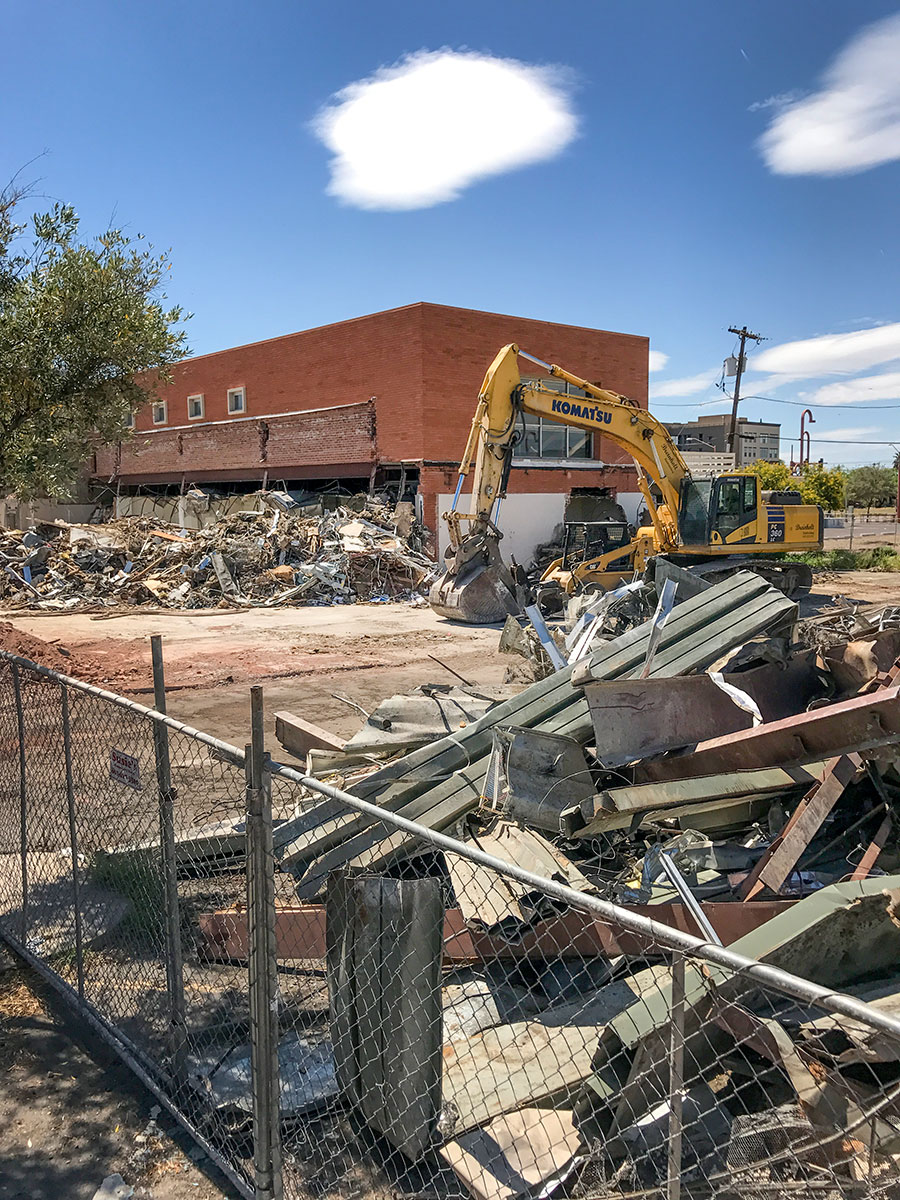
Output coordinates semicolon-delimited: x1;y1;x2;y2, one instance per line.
11;663;28;945
667;955;686;1200
246;685;283;1200
60;683;85;999
848;505;855;550
150;635;187;1087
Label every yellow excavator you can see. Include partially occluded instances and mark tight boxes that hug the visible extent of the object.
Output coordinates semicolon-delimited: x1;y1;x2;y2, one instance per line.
429;343;823;623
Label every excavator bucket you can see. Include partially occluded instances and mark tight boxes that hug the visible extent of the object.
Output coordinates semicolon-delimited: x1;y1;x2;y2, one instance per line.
429;534;520;624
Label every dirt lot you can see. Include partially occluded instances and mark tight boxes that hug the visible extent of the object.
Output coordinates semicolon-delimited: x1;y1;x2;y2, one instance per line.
0;603;507;750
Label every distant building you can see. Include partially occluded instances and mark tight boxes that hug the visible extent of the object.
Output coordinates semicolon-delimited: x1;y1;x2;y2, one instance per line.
663;414;780;468
92;302;650;564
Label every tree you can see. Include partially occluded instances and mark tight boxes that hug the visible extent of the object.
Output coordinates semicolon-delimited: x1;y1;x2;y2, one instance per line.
746;458;846;510
845;465;898;514
746;459;792;492
797;461;846;511
0;187;187;497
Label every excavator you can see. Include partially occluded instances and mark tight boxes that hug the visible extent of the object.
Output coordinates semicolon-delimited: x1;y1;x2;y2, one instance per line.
429;344;823;623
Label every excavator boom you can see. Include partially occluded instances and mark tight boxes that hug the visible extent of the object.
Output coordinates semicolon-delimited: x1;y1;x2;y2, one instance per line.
429;344;822;622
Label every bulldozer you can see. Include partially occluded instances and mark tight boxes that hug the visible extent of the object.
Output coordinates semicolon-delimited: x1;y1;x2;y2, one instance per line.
429;344;823;623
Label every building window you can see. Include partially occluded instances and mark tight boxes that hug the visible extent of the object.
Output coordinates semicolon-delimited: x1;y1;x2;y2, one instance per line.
227;387;246;414
514;378;593;461
151;401;167;425
123;411;135;430
187;394;205;420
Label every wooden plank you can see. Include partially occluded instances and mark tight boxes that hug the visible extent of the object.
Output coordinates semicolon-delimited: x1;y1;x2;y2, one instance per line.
742;754;862;898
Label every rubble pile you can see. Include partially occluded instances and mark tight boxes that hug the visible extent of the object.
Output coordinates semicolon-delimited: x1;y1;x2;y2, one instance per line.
225;569;899;1196
0;499;436;611
84;564;900;1198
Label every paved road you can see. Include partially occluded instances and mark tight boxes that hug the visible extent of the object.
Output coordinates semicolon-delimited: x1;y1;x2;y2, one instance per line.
824;518;899;540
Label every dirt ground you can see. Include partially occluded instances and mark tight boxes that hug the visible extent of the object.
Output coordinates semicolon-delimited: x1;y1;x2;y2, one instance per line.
0;957;236;1199
0;602;508;749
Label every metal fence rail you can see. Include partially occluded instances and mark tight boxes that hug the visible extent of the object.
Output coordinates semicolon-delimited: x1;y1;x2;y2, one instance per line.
1;646;899;1200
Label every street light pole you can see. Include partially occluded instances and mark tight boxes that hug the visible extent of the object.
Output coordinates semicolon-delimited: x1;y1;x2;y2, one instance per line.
726;325;764;458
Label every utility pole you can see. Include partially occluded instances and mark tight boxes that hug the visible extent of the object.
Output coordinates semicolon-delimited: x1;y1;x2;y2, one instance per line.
726;325;763;458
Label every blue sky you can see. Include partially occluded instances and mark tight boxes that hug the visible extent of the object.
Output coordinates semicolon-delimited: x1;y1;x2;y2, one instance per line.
4;0;900;466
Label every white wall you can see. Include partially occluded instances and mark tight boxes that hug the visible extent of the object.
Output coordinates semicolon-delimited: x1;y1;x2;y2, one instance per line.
438;492;567;564
615;491;644;523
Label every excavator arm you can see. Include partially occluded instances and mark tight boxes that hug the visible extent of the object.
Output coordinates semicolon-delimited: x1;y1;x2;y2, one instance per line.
431;343;692;622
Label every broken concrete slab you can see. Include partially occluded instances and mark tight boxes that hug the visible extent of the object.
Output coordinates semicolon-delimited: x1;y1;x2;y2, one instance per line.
439;1108;583;1200
274;711;346;760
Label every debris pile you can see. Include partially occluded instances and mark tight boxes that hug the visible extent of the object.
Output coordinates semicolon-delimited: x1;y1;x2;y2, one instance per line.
0;499;436;611
90;564;900;1198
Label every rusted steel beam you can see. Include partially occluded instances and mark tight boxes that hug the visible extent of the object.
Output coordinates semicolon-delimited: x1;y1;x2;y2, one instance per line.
739;754;862;900
635;686;900;783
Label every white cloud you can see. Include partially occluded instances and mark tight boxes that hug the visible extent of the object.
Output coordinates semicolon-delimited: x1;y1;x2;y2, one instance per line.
810;370;900;405
747;90;802;114
758;12;900;175
649;369;719;399
648;350;669;372
812;425;881;441
311;49;578;210
752;323;900;377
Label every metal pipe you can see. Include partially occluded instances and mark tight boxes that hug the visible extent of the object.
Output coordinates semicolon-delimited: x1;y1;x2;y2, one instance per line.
60;683;85;999
150;635;187;1088
11;662;27;945
657;853;723;946
246;686;283;1200
667;956;686;1200
517;349;553;371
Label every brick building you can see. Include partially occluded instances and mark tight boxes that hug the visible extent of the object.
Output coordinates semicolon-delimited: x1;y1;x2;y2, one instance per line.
93;303;650;561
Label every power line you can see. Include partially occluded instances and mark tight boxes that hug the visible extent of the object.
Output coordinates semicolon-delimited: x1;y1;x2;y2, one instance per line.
653;394;900;410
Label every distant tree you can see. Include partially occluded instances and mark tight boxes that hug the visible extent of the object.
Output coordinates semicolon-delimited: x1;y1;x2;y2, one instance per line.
893;449;900;472
797;461;846;511
845;465;898;514
747;459;793;492
0;185;187;498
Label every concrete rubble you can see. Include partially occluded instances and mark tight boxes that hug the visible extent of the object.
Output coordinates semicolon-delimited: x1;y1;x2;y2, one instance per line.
0;495;436;611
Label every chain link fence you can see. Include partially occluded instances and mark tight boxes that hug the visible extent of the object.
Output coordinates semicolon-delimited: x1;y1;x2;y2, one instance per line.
1;647;900;1200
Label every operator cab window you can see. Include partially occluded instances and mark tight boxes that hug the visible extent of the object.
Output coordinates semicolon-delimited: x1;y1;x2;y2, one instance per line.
714;475;757;537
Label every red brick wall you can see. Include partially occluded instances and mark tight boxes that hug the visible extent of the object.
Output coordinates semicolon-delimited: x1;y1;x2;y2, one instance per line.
133;304;426;460
418;306;648;469
95;402;375;485
103;305;649;518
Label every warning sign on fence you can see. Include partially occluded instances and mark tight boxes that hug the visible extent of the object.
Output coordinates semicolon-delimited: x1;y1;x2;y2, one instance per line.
110;747;141;789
